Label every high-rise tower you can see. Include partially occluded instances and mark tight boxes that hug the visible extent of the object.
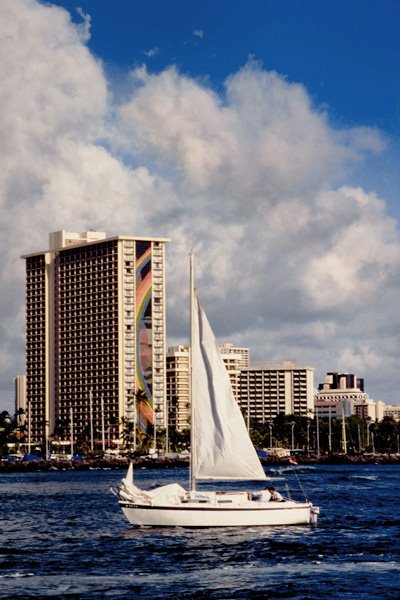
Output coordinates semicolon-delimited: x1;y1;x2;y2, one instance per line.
22;230;169;448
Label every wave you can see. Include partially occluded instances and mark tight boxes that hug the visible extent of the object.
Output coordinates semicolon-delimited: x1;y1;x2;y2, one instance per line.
0;572;34;579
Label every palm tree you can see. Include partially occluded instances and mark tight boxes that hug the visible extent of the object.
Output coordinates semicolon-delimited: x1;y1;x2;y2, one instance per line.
0;411;13;456
134;388;150;430
120;416;135;450
375;416;398;453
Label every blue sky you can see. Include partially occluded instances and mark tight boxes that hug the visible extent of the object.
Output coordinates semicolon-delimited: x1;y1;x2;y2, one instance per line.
53;0;400;212
1;0;400;412
55;0;400;125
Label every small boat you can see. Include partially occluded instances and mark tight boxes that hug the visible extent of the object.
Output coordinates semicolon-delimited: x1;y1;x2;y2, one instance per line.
113;252;319;527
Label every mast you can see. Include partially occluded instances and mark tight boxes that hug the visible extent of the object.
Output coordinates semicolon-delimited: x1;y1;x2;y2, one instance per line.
189;249;196;492
341;402;347;454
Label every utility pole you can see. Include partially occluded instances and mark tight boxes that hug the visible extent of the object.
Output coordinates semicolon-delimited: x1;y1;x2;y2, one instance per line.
70;406;74;458
89;389;94;452
367;420;372;450
154;405;157;455
101;396;105;454
27;400;31;455
341;402;347;454
328;405;332;453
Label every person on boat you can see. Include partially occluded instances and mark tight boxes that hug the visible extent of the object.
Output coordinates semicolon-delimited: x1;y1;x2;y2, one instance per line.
267;487;285;502
253;487;272;502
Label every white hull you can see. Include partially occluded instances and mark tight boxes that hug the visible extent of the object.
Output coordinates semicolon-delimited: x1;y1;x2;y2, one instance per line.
120;498;317;528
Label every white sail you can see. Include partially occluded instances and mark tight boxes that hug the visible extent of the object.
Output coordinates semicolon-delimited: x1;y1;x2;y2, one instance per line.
192;292;267;481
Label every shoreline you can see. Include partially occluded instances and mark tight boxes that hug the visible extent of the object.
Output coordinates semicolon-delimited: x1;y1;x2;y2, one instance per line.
1;452;399;472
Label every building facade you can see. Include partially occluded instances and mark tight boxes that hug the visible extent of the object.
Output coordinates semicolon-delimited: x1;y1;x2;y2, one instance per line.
14;375;27;427
314;371;383;420
166;343;250;431
318;372;365;393
166;351;313;430
239;361;314;423
383;404;400;421
219;343;250;403
22;230;169;446
166;346;190;432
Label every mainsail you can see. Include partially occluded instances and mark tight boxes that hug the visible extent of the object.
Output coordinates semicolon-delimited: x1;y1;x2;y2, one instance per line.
191;292;267;481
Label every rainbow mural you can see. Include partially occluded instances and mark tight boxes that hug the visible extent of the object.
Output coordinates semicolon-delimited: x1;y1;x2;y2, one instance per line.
135;242;154;433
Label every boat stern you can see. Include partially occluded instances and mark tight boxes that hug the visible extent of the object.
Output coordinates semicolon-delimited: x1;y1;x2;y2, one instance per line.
310;504;320;525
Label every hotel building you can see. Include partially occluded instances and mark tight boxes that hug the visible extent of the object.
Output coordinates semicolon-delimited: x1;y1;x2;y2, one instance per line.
166;343;250;431
166;348;313;430
166;346;190;432
219;343;250;403
239;361;314;422
22;230;169;446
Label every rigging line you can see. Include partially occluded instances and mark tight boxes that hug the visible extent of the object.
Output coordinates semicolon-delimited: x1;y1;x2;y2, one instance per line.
293;469;308;503
284;482;291;501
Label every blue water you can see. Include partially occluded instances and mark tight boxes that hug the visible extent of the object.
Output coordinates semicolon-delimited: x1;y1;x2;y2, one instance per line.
0;464;399;599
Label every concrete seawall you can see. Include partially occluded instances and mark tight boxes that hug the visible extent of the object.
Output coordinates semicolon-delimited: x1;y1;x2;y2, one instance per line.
1;452;399;472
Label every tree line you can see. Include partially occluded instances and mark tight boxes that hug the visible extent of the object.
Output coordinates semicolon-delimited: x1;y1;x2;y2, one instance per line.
1;408;399;457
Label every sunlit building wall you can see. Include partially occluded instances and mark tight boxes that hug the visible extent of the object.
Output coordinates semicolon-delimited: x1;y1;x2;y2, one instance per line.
14;375;27;426
239;361;314;421
219;343;250;403
166;346;190;432
166;343;250;431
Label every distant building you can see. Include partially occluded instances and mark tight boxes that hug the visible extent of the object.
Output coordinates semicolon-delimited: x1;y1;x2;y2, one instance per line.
218;343;250;369
353;399;385;421
166;343;250;431
318;372;364;393
166;346;190;432
315;372;368;406
22;230;169;447
218;343;250;403
314;371;389;422
167;350;314;429
239;360;314;422
382;404;400;422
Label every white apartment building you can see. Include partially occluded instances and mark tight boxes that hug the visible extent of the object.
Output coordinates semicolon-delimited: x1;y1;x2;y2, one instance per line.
166;346;190;432
219;343;250;403
22;230;169;446
166;343;250;431
383;404;400;421
239;361;314;422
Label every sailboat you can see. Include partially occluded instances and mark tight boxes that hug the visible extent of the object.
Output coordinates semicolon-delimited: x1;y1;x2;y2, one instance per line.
114;252;319;527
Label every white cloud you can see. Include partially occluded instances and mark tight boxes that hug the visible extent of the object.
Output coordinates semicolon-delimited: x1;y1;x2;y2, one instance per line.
143;47;159;57
193;30;204;39
75;7;91;42
0;0;399;412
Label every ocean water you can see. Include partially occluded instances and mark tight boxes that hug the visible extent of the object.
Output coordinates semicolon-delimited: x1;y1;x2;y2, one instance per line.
0;463;399;599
